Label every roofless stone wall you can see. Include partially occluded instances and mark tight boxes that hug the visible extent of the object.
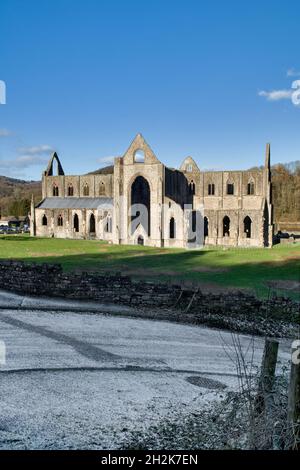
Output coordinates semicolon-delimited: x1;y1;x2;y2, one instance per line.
0;261;298;335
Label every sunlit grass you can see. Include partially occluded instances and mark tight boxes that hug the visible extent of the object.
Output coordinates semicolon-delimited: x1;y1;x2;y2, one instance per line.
0;234;299;298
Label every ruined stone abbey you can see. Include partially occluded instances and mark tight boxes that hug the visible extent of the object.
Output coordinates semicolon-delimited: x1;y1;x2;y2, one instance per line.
31;134;274;248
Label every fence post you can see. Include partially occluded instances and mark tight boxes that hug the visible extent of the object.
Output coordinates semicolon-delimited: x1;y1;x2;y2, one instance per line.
255;338;279;414
287;341;300;450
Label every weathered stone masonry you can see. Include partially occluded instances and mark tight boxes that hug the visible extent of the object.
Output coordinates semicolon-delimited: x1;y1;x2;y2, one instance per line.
31;133;274;248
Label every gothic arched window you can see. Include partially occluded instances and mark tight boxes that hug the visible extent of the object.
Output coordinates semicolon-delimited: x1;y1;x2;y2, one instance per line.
204;216;209;237
57;214;63;226
244;216;252;238
53;184;59;197
104;215;112;233
68;184;74;196
99;182;105;195
83;183;89;196
189;180;195;195
89;213;95;233
223;216;230;236
208;183;215;195
247;181;255;195
169;217;176;239
74;213;79;232
227;183;234;195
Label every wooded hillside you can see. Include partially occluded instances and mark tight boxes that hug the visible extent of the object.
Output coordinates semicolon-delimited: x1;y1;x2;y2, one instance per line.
0;176;41;218
271;165;300;223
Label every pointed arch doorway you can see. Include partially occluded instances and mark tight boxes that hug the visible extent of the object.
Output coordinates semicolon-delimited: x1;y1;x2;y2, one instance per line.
131;176;151;237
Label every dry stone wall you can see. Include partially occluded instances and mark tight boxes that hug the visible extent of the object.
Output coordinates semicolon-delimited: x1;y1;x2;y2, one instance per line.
0;261;298;322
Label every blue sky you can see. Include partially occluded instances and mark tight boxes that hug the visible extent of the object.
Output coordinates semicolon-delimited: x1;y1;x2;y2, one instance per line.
0;0;299;180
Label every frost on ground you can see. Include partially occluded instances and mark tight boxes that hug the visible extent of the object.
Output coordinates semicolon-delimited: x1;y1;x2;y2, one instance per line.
0;370;229;449
0;305;292;450
119;392;247;450
119;374;291;451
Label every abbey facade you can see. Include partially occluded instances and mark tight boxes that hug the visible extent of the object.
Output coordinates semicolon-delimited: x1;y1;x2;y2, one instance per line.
31;134;274;248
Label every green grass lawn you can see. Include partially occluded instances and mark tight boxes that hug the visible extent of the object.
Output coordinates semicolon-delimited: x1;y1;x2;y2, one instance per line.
0;234;299;299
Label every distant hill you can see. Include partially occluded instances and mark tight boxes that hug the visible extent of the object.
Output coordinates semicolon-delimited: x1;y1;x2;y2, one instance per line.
0;175;42;218
86;165;114;175
0;175;41;197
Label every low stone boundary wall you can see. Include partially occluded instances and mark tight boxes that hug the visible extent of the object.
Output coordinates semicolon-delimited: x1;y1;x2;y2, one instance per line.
0;260;298;321
0;260;180;308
